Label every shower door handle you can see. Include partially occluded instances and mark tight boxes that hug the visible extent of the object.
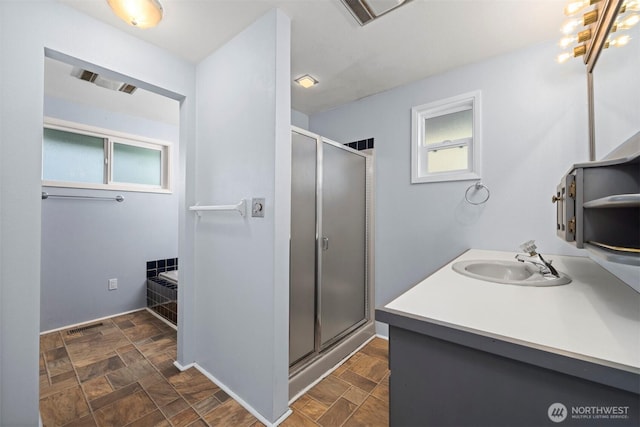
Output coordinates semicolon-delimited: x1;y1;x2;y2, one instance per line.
321;237;329;251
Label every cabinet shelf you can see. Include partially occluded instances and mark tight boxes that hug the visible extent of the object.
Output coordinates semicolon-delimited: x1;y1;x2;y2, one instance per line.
585;242;640;266
583;194;640;209
556;132;640;267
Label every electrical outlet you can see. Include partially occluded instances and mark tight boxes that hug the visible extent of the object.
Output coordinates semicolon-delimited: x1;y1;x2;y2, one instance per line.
108;278;118;291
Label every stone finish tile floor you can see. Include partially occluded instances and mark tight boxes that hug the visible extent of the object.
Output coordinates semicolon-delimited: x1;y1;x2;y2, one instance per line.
287;338;389;427
40;310;389;427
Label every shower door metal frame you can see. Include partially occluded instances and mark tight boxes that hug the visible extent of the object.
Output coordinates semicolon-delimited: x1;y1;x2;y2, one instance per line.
290;127;373;375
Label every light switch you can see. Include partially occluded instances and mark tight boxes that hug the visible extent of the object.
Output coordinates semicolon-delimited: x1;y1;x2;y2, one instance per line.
252;198;265;217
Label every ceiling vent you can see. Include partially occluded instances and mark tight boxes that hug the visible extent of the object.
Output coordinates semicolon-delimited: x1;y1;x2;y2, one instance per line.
340;0;409;26
119;84;137;94
71;68;137;95
77;69;98;83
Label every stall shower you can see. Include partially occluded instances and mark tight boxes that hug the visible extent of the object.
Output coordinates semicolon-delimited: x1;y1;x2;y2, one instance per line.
289;128;375;397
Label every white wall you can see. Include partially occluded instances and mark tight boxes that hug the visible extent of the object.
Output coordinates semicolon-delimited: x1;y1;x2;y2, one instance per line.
310;41;591;335
0;2;195;425
193;10;291;423
291;109;309;129
40;96;179;331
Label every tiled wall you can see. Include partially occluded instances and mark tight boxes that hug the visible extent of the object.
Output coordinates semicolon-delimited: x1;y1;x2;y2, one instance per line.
146;257;178;325
146;257;178;278
345;138;374;151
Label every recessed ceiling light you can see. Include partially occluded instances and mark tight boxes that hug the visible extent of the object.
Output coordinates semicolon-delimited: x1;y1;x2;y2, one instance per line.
295;74;319;89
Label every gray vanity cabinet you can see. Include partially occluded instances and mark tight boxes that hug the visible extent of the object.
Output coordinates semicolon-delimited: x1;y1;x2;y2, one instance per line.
555;134;640;266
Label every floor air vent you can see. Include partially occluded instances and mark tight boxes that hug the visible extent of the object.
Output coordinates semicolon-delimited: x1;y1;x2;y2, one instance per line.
67;322;103;335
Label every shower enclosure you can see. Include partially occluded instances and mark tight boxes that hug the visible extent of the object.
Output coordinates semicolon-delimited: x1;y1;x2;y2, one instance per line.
289;128;375;396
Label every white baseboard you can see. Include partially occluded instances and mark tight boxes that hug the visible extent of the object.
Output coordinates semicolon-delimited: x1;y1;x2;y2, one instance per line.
192;363;292;427
173;360;195;371
39;307;145;335
144;307;178;330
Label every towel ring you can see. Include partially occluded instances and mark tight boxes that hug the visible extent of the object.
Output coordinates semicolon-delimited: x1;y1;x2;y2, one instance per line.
465;182;490;205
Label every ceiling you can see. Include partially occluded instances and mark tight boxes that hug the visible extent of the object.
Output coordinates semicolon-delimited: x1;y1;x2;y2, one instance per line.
54;0;567;117
45;58;181;125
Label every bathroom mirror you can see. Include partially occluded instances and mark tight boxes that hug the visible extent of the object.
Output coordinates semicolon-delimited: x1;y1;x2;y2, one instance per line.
592;21;639;159
587;0;640;159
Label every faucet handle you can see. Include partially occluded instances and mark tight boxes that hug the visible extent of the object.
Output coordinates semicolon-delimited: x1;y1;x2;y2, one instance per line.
519;240;537;255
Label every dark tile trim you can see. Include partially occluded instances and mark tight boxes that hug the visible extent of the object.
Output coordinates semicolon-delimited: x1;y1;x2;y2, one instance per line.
345;138;374;151
146;258;178;278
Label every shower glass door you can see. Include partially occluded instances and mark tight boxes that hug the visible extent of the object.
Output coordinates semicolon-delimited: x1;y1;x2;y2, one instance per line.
318;141;367;348
289;131;318;365
289;131;368;368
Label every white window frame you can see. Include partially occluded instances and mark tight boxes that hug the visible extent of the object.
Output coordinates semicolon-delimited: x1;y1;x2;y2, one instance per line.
411;90;482;184
43;117;172;193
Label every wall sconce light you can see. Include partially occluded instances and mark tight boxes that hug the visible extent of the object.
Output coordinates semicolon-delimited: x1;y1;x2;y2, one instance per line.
557;0;637;63
107;0;164;29
295;75;319;89
564;0;601;16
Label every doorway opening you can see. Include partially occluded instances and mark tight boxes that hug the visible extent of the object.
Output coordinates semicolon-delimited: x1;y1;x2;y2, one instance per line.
40;51;182;335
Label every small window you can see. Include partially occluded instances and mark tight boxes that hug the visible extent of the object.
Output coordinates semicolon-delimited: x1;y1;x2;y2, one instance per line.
112;142;162;186
411;91;481;183
43;128;105;184
43;119;171;192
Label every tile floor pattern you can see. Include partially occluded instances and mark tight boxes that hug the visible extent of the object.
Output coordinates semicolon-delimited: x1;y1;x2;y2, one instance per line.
40;309;389;427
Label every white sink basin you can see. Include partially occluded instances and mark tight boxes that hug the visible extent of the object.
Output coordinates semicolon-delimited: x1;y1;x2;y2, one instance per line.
452;260;571;286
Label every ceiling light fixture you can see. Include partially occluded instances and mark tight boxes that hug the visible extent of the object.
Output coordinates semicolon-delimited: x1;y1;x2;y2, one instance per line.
557;0;637;64
106;0;164;29
615;12;640;29
606;33;632;46
564;0;601;16
295;75;319;89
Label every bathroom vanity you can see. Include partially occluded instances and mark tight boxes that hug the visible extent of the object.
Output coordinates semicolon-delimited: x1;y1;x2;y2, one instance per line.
376;249;639;426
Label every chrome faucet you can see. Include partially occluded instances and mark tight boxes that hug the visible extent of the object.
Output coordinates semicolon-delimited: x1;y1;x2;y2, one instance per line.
515;240;560;278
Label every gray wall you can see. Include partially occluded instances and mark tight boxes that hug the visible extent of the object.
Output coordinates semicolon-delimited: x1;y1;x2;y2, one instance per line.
192;10;291;423
0;2;195;425
292;109;310;130
309;41;592;335
41;97;179;331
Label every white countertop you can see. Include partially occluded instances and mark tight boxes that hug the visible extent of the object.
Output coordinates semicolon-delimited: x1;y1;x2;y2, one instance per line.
384;249;640;373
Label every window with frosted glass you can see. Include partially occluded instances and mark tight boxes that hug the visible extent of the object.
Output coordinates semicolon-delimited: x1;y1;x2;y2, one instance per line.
424;109;472;145
411;91;481;183
43;121;170;192
424;109;472;173
112;142;162;186
43;128;105;183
